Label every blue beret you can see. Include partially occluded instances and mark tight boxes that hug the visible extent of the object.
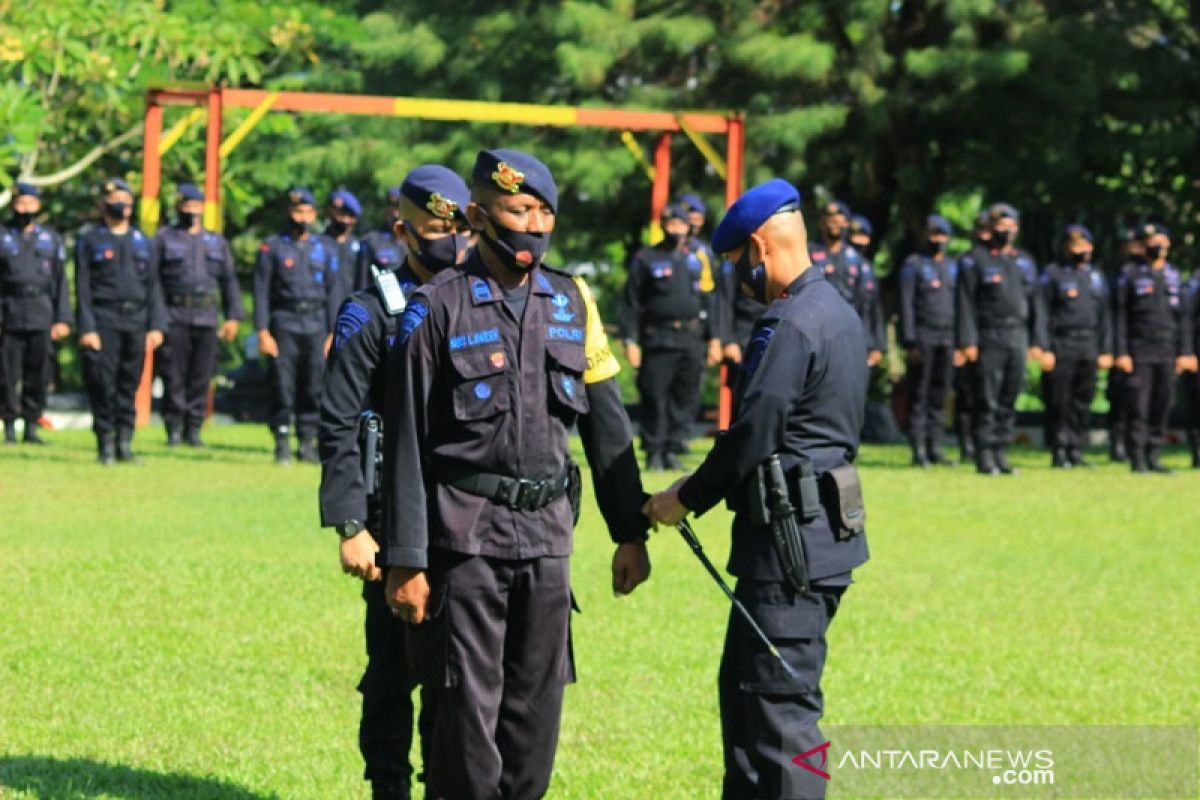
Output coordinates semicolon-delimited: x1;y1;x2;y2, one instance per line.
711;178;801;255
821;199;850;218
401;165;470;222
1064;224;1093;243
661;201;691;222
988;202;1020;223
328;188;362;217
849;214;873;238
678;193;706;215
472;148;558;214
14;182;39;199
1138;222;1169;240
385;186;403;204
103;178;133;195
176;182;204;203
926;215;952;235
287;187;316;207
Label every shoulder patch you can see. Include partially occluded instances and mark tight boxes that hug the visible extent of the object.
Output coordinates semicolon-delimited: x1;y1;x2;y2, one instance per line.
333;302;373;352
743;324;775;377
397;298;430;345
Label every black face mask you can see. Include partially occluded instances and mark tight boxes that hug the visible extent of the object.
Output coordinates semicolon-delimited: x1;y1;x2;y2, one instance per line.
662;231;686;250
411;230;465;274
734;244;768;305
689;223;702;237
1145;245;1167;261
178;211;200;229
289;220;315;237
104;201;131;221
928;239;947;255
991;229;1013;248
1068;251;1091;265
478;209;550;273
12;211;35;228
327;218;349;237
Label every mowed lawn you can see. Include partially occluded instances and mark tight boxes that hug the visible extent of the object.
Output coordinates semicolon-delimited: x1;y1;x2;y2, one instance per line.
1;425;1198;799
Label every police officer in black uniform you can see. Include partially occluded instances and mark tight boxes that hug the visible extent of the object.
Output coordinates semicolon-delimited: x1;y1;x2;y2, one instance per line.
153;183;245;447
622;202;716;471
254;188;339;464
809;201;882;367
1032;225;1112;468
76;178;166;464
644;179;868;800
380;149;651;800
1107;226;1143;462
1;182;71;445
357;186;408;293
956;203;1037;475
319;166;471;800
898;215;956;466
953;212;991;461
325;188;364;309
848;214;888;368
1113;223;1196;473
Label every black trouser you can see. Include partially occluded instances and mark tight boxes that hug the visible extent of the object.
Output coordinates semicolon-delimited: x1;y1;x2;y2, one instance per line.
953;362;976;450
81;327;146;438
719;580;845;800
1046;353;1098;451
1185;372;1200;451
1107;368;1129;450
161;322;219;432
359;578;425;787
904;343;953;449
409;551;574;800
638;343;704;454
1125;360;1175;455
973;345;1026;449
268;328;325;438
2;328;51;424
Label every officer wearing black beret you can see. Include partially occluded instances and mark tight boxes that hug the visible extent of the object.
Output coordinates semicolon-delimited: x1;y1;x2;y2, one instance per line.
621;201;715;470
1113;223;1197;473
645;178;869;800
254;187;339;464
356;186;409;294
898;214;957;466
152;182;245;447
955;202;1038;475
76;178;166;464
1;182;71;445
380;148;651;799
318;165;471;800
1032;225;1112;468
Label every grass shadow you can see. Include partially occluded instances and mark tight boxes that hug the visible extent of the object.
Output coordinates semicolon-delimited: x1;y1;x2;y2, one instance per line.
0;754;279;800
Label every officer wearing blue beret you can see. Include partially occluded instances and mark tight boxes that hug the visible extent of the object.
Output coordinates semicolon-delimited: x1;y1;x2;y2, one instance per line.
951;212;994;461
318;165;471;800
254;187;340;463
809;200;882;367
644;178;869;800
898;214;958;466
1;182;71;445
356;187;410;294
847;213;887;367
151;182;245;447
1030;225;1112;468
326;188;363;310
1114;222;1197;472
75;178;167;463
380;148;651;799
1105;226;1143;462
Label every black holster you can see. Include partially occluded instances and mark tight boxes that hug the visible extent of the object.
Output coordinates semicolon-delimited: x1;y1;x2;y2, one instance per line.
359;411;383;497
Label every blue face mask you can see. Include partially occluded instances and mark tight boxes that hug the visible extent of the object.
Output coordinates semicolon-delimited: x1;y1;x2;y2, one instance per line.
734;244;768;304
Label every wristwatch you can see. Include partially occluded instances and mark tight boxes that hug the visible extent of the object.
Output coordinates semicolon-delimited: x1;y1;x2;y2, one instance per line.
336;519;365;539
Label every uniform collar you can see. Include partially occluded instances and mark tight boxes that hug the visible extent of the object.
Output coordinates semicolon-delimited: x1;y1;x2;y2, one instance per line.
464;250;555;305
782;264;825;297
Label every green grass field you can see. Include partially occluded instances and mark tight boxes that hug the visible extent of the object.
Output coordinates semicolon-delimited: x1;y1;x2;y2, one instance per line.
1;426;1198;799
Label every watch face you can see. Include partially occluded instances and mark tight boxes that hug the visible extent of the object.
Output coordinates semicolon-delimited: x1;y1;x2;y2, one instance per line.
339;521;359;537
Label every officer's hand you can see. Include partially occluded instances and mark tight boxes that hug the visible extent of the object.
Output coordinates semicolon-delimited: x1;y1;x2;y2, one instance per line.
963;346;979;363
1028;346;1043;362
1188;356;1200;373
1116;355;1133;373
340;530;381;582
625;342;642;369
641;477;690;530
1174;355;1196;375
611;542;651;596
867;350;883;368
258;330;278;358
952;349;966;368
323;334;333;357
50;323;70;342
706;338;723;367
78;332;101;351
1040;351;1056;372
1098;354;1114;370
722;342;742;364
146;330;164;350
385;567;430;624
218;320;239;344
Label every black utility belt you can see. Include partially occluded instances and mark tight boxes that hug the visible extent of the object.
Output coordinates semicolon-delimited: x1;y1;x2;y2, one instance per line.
731;461;866;542
168;292;218;309
95;299;146;314
2;284;50;298
441;466;571;511
980;319;1026;331
275;299;325;315
1132;331;1177;344
644;317;701;333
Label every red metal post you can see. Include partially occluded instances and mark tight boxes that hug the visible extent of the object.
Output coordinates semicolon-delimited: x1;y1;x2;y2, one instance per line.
204;88;223;231
136;95;164;428
717;115;745;431
651;132;671;228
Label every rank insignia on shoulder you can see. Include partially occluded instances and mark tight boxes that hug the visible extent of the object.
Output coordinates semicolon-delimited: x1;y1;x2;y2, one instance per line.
492;162;525;194
426;192;458;220
472;279;492;302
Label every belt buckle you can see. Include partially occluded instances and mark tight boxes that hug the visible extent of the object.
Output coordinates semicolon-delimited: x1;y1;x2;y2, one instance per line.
512;478;544;510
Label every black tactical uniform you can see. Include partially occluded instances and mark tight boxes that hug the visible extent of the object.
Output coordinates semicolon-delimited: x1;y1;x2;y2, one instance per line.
1032;259;1111;464
810;239;884;357
621;230;712;467
1114;258;1193;471
1;220;70;441
76;221;166;458
153;222;244;442
253;229;338;459
898;251;956;462
678;180;868;799
956;243;1036;473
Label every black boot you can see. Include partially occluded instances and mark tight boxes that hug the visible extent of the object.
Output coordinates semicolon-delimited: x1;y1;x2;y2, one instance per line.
1130;449;1149;474
927;443;954;466
297;437;320;464
22;421;45;445
3;422;15;445
994;448;1017;475
370;779;410;800
1052;448;1072;469
644;451;663;472
1192;446;1200;469
115;430;140;464
1068;448;1092;468
1110;439;1128;463
1147;449;1173;475
911;442;929;468
97;434;116;465
166;425;183;447
274;433;292;464
959;433;976;462
184;426;206;448
662;452;683;471
975;448;999;476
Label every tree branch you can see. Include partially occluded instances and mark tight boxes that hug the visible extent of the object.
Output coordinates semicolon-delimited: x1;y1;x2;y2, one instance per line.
21;123;144;188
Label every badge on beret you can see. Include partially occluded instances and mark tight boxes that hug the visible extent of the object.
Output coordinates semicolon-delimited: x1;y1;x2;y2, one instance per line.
492;162;525;194
105;182;117;193
426;192;458;220
289;190;303;204
333;197;344;208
